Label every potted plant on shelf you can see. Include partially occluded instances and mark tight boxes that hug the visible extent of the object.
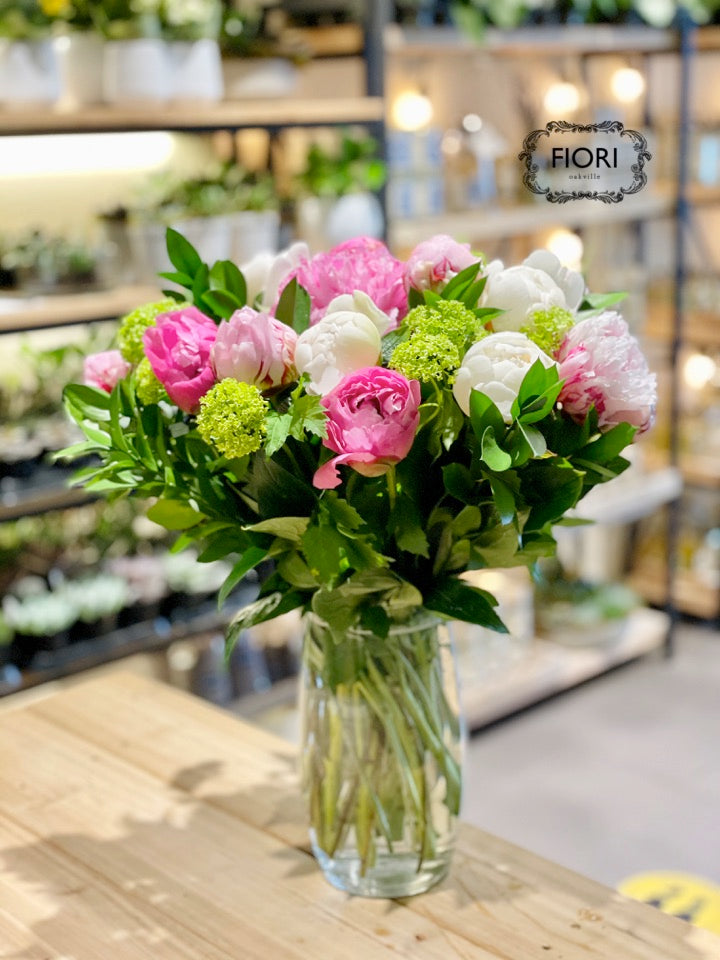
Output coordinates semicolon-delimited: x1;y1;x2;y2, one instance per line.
295;132;386;251
58;228;656;897
97;0;170;103
0;0;62;106
128;165;279;282
161;0;223;101
53;0;104;106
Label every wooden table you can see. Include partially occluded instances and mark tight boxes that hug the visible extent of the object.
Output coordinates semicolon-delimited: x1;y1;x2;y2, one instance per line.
0;674;717;959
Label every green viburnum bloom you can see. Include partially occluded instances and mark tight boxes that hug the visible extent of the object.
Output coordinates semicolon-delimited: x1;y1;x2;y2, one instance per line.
390;332;460;384
117;298;180;364
135;357;167;405
196;379;268;459
521;306;575;356
404;300;485;352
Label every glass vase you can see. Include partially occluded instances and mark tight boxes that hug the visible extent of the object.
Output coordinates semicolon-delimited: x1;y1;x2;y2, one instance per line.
300;611;463;898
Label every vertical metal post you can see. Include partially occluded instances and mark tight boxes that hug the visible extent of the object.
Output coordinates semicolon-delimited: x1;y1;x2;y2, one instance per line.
364;0;389;241
665;13;695;656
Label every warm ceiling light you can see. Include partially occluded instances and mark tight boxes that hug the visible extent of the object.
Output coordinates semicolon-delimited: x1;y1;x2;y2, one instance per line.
546;229;584;271
543;82;581;116
391;90;433;132
683;353;716;390
610;67;646;104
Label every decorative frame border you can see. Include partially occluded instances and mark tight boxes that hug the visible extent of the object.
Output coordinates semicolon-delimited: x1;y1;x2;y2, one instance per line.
518;120;652;204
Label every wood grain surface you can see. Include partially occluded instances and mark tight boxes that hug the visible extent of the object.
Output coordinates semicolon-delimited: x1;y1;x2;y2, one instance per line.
0;673;717;959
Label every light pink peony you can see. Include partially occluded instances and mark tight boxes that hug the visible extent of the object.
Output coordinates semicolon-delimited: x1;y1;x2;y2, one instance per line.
278;237;408;330
84;350;131;393
404;234;479;293
212;306;297;391
557;312;656;436
143;306;217;413
314;366;421;489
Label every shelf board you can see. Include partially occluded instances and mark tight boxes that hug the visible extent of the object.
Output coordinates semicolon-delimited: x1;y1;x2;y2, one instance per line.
0;605;236;698
0;465;98;522
0;97;384;137
385;24;677;57
461;607;669;730
0;284;160;334
389;186;675;249
629;565;719;620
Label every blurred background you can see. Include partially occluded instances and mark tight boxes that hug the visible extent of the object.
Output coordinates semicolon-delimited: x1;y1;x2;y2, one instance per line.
0;0;719;911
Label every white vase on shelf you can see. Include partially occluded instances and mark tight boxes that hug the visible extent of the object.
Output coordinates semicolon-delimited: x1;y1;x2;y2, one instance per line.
168;39;223;102
55;32;105;106
103;39;170;104
0;39;61;108
229;210;280;263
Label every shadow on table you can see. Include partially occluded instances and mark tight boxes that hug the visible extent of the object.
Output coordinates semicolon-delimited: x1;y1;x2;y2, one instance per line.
1;760;716;959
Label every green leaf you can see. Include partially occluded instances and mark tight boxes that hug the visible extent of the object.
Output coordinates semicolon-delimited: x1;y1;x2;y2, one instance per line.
147;499;203;530
407;287;424;309
425;578;507;633
166;227;202;277
192;263;210;306
162;289;187;303
481;426;512;472
202;289;242;320
359;604;391;638
524;460;585;531
458;275;487;309
277;553;318;589
264;412;292;456
452;505;482;537
226;589;305;655
580;291;626;311
209;260;247;304
218;545;269;608
287;391;327;441
488;474;516;525
159;269;194;287
578;422;637;463
442;463;475;503
469;389;506;439
301;523;349;585
391;498;430;558
441;261;482;301
381;327;408;365
245;516;309;542
275;278;311;334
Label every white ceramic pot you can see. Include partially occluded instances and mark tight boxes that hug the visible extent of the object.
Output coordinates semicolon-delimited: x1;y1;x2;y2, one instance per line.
168;39;223;102
325;193;385;247
56;32;105;106
129;216;235;285
229;210;280;263
0;40;61;107
103;39;171;104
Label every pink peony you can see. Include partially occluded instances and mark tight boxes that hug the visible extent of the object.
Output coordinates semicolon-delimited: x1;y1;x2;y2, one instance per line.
212;306;297;391
313;366;421;490
557;312;656;436
143;306;217;413
279;237;408;330
404;234;478;293
83;350;131;393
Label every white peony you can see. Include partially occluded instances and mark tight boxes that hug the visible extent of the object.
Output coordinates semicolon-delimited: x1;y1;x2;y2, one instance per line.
453;332;557;422
523;249;584;311
295;310;381;396
324;290;392;336
480;263;568;333
240;241;309;311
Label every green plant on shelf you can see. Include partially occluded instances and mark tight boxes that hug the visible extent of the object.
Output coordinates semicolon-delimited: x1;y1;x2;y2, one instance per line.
0;0;61;40
133;164;277;223
297;133;386;199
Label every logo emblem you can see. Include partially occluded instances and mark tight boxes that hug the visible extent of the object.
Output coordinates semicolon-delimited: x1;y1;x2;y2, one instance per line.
518;120;651;203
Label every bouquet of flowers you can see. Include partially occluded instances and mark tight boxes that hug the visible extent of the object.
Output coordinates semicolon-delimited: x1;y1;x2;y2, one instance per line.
61;230;656;897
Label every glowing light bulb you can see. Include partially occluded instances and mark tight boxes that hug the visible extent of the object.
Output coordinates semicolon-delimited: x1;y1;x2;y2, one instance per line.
546;229;584;271
611;67;646;104
543;82;580;116
683;353;716;390
391;90;433;132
